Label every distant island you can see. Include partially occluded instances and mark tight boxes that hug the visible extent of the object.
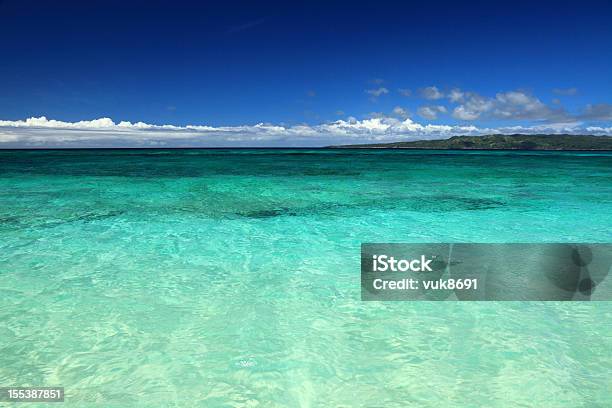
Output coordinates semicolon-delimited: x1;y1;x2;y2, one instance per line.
329;134;612;150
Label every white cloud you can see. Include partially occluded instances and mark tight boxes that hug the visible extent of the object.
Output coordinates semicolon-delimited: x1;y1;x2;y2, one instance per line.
449;89;567;121
392;106;410;119
421;86;444;100
1;116;610;148
493;91;555;120
580;104;612;120
448;88;464;103
452;93;493;120
398;88;412;97
365;87;389;98
452;106;480;121
553;87;578;96
587;126;612;133
417;105;447;120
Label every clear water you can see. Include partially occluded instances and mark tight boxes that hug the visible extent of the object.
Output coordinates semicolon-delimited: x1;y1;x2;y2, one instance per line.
1;149;611;407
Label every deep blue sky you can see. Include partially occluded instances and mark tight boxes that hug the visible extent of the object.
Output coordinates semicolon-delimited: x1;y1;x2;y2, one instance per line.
1;0;611;129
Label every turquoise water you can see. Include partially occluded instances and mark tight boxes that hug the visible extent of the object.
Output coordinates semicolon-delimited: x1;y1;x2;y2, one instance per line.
1;149;611;407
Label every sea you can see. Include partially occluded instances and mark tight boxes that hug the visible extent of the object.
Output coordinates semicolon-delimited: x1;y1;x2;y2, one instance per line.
1;149;611;407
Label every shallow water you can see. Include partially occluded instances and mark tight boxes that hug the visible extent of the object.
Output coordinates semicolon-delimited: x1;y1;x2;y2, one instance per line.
1;149;611;407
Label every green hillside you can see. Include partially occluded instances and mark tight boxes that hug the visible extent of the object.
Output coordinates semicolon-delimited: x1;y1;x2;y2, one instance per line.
331;134;612;150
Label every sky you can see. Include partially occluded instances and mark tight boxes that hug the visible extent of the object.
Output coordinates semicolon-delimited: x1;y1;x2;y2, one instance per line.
1;0;612;147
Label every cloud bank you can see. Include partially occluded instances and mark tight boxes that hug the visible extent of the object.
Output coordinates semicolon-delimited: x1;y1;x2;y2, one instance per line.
1;116;611;148
448;90;568;122
417;105;447;120
413;87;612;124
421;86;444;100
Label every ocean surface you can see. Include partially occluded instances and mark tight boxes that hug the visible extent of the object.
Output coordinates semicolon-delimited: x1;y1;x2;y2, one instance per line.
1;149;611;407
